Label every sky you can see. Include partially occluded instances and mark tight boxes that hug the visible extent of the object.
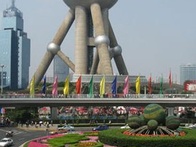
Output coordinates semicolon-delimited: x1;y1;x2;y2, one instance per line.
0;0;196;84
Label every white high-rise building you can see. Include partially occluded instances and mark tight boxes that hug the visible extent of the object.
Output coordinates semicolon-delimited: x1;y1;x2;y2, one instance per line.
180;64;196;85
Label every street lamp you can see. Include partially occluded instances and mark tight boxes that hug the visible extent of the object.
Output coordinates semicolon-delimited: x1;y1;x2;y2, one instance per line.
1;64;4;94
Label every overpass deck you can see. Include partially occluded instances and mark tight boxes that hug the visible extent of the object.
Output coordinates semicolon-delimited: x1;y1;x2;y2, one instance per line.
0;97;196;107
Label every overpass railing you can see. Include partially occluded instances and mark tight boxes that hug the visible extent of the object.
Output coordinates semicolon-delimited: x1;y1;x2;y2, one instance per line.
0;93;194;98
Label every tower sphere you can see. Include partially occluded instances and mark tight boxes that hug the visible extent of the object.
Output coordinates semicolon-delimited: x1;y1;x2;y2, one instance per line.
63;0;118;9
47;42;60;54
113;45;122;56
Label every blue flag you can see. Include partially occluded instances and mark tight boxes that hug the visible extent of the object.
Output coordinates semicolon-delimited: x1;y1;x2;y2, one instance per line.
111;76;117;94
41;76;46;94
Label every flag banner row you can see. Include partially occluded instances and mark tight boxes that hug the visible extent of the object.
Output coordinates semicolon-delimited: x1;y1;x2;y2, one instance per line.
29;73;172;97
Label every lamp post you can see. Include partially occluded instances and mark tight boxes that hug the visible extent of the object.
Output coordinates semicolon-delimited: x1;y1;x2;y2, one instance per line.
1;64;4;94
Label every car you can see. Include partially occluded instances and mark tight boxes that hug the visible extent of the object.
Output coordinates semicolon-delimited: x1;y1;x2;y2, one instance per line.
183;123;196;129
92;125;109;131
5;131;13;137
58;124;75;131
58;129;68;134
0;123;5;127
120;124;130;129
49;131;58;135
0;138;13;147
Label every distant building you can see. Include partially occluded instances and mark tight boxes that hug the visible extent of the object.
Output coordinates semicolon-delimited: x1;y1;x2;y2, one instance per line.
70;74;147;84
0;0;30;89
180;64;196;85
53;55;69;82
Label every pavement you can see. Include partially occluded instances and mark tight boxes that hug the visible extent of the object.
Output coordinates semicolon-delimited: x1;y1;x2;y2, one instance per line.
17;124;58;132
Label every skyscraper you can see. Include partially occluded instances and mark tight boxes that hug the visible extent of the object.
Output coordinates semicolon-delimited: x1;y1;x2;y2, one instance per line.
0;0;30;90
180;64;196;85
53;55;69;82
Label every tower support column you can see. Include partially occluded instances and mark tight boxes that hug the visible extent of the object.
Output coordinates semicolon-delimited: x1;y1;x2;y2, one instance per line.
90;3;113;75
75;6;88;74
34;10;75;86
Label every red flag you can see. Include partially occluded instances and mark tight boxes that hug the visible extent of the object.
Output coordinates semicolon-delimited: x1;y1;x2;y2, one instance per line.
148;76;152;94
169;70;172;88
76;76;82;94
52;76;58;97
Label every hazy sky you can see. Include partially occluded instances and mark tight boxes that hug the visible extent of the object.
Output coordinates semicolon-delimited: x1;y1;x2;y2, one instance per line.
0;0;196;84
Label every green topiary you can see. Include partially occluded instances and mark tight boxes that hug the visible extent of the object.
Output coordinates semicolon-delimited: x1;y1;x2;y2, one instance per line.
143;104;166;124
165;115;180;130
139;114;147;126
127;116;142;129
147;119;158;130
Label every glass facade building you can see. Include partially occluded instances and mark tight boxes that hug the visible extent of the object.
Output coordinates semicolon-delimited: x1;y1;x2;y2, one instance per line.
180;64;196;85
0;1;30;89
53;55;69;82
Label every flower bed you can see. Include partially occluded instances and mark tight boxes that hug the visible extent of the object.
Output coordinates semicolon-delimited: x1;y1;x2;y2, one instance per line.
28;141;48;147
76;142;98;147
123;130;186;137
28;134;64;147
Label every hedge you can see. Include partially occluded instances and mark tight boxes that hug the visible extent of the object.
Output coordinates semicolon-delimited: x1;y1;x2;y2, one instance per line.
98;128;196;147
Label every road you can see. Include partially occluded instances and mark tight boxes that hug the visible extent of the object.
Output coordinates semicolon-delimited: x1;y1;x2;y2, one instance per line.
0;125;120;146
0;127;46;147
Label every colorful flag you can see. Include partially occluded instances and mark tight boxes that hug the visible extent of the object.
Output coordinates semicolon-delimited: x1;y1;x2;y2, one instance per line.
76;76;82;94
88;76;93;97
30;75;35;97
63;76;69;96
160;75;163;94
135;76;140;94
100;76;105;96
111;76;117;94
41;75;46;94
148;76;152;94
52;76;58;97
123;76;129;95
169;70;172;88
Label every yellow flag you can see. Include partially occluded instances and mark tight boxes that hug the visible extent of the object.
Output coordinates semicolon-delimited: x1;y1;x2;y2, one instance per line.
135;76;140;94
63;76;69;95
100;76;105;96
30;75;35;97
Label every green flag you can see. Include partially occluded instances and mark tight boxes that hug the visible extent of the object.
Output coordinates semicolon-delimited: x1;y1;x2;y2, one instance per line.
88;76;93;98
159;76;163;95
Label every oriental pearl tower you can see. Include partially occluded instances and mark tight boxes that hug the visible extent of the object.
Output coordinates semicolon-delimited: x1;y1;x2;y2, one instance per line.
31;0;128;87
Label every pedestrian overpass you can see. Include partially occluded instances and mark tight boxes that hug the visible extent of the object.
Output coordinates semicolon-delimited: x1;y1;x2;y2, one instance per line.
0;94;195;120
0;97;196;107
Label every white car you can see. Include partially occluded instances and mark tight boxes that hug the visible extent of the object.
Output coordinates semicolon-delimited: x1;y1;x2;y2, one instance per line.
0;138;13;147
183;123;196;129
120;124;130;129
58;124;75;131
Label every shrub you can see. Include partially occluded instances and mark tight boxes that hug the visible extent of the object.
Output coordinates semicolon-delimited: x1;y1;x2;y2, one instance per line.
166;116;180;130
98;128;196;147
147;120;158;130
